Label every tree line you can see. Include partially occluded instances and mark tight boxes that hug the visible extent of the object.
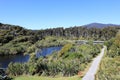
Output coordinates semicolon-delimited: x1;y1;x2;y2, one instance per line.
0;22;119;46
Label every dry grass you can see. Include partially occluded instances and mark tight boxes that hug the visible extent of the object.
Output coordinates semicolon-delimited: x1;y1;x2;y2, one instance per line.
14;75;81;80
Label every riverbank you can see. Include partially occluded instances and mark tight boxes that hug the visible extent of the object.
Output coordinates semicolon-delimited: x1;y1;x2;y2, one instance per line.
6;42;102;79
0;46;62;68
13;45;104;80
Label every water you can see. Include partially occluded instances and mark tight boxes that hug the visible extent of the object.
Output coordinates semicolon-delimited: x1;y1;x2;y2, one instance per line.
0;54;29;68
0;46;62;68
36;46;62;58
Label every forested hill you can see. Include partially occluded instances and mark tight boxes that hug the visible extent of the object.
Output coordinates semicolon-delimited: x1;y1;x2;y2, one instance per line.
0;23;37;45
0;22;119;45
0;22;119;55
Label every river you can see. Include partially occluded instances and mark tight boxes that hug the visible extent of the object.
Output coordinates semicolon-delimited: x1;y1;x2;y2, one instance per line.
0;46;62;68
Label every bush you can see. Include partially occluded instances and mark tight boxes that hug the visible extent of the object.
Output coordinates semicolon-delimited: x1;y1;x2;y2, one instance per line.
7;62;29;76
59;43;73;57
96;32;120;80
7;41;102;77
0;41;31;55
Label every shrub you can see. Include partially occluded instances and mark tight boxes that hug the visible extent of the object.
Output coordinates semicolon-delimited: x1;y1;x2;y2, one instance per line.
6;41;102;77
59;43;73;57
7;62;28;76
96;32;120;80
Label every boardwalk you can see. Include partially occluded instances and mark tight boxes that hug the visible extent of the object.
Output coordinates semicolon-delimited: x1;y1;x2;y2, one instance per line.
82;46;106;80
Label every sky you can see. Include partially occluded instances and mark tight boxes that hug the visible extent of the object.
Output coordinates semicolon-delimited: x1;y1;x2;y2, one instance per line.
0;0;120;29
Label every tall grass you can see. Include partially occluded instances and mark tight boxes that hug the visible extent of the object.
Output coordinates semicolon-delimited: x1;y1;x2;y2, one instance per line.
96;33;120;80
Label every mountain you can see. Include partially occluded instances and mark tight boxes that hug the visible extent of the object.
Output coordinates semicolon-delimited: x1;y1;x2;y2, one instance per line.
83;23;120;28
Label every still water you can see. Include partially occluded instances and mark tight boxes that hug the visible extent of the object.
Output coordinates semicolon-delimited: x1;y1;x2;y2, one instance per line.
0;46;62;68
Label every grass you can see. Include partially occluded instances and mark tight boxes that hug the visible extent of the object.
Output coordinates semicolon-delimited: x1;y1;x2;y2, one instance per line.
14;75;82;80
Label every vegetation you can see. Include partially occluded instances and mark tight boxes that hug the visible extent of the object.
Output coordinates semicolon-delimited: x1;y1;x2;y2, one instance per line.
0;36;32;55
96;31;120;80
13;75;81;80
6;42;102;78
0;22;118;79
27;36;67;54
0;23;118;55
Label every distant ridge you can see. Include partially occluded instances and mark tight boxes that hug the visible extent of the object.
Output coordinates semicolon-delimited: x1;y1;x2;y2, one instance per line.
83;23;120;28
0;22;120;30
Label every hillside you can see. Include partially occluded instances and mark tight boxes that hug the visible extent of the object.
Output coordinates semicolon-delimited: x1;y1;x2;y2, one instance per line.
0;22;119;55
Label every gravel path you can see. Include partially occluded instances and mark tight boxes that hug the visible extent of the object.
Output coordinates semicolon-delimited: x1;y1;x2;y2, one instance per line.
82;46;106;80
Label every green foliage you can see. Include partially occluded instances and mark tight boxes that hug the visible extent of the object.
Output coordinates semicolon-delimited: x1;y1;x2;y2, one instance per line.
0;41;31;55
104;38;115;50
36;36;66;47
7;62;29;76
0;23;107;78
114;31;120;48
7;42;102;77
27;36;67;54
96;57;120;80
0;22;119;55
14;75;81;80
96;32;120;80
59;43;73;57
